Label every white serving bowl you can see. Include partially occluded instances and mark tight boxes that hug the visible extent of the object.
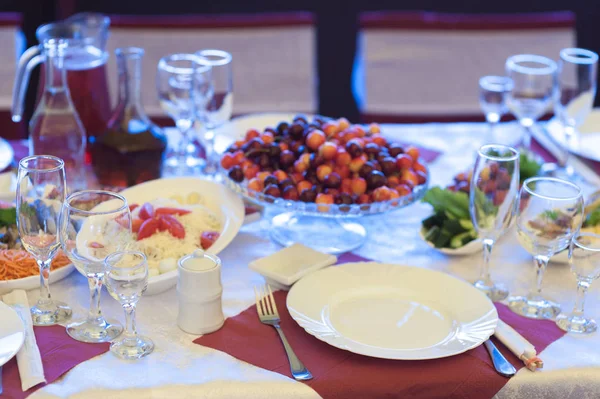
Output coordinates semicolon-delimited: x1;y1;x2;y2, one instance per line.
0;263;74;295
419;228;482;256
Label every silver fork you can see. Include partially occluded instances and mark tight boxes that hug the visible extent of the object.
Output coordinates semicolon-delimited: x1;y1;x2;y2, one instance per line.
254;284;313;381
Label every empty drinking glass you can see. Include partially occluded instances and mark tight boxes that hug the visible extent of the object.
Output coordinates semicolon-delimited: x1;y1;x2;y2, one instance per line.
548;48;599;179
16;155;72;325
506;55;557;149
479;76;513;141
195;49;233;177
470;144;520;301
510;177;584;319
59;190;131;342
104;251;154;359
157;54;212;176
556;233;600;333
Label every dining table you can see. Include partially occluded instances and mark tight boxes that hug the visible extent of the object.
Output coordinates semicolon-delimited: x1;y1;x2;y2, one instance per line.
5;119;600;399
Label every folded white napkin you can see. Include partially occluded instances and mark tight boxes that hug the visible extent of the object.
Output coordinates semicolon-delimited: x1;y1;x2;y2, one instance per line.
2;290;46;390
495;319;543;371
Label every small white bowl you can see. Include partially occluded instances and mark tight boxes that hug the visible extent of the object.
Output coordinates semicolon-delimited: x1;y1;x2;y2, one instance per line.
419;228;482;256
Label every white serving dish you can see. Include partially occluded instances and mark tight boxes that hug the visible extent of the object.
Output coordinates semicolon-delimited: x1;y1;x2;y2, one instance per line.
419;228;482;256
0;263;74;295
287;262;498;360
547;108;600;162
78;177;245;295
0;301;25;366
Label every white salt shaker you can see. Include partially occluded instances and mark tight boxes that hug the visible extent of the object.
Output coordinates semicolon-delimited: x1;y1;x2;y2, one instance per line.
177;249;224;334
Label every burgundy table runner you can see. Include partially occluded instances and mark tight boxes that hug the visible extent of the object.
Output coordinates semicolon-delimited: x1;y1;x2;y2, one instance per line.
194;253;566;399
2;325;109;399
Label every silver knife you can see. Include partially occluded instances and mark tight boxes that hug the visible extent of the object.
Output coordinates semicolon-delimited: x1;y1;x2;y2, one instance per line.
484;340;516;378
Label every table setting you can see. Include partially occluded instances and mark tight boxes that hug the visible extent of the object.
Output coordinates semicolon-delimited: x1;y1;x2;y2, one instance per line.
2;10;600;399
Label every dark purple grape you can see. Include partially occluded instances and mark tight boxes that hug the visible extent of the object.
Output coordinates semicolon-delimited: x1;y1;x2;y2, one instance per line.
366;170;387;190
263;184;281;198
279;178;295;191
299;186;317;202
304;169;319;185
309;153;325;169
288;122;305;140
346;139;363;158
248;138;264;150
380;157;397;176
324;172;341;189
258;153;271;168
294;145;307;156
359;161;376;178
264;175;278;187
335;192;354;205
264;126;278;136
268;143;282;158
364;143;380;156
388;143;404;158
276;122;289;136
293;114;308;125
289;141;303;153
228;166;244;183
279;150;296;168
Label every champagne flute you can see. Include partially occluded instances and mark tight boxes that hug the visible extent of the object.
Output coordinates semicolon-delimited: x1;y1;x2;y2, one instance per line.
470;144;520;301
16;155;72;325
104;251;154;359
506;54;557;150
479;76;513;142
59;190;131;342
157;54;212;176
556;233;600;333
547;48;598;179
509;177;584;319
195;49;233;177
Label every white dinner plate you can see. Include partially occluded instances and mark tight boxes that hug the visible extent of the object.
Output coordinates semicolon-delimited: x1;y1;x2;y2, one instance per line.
0;263;75;296
0;137;14;172
419;228;482;256
85;177;245;295
0;301;25;366
547;108;600;162
287;262;498;360
213;112;313;155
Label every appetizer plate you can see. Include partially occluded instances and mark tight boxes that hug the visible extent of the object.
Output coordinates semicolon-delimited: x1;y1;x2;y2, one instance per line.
287;262;498;360
0;137;14;172
419;228;482;256
0;301;25;366
115;177;244;295
547;108;600;162
0;263;75;295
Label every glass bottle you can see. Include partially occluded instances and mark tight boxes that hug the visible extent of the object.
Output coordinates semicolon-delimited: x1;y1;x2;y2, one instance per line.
90;47;167;187
29;38;86;190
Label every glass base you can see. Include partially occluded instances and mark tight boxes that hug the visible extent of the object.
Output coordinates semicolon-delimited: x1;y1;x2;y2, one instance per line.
270;213;367;254
474;280;508;302
66;316;123;343
508;296;561;319
163;155;205;177
556;313;597;334
110;335;154;360
31;300;72;326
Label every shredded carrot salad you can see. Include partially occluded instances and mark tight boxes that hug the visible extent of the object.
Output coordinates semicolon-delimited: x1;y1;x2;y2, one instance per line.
0;250;70;281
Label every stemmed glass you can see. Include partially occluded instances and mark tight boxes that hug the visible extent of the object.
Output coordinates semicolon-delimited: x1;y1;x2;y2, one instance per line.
104;251;154;359
470;144;520;301
157;53;212;176
195;49;233;177
556;233;600;333
16;155;72;325
479;76;513;142
509;177;584;319
506;54;557;150
548;48;598;179
59;190;131;342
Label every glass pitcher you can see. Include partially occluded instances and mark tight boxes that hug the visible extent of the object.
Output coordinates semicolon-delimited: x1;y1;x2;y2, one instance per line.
27;39;86;190
12;13;111;151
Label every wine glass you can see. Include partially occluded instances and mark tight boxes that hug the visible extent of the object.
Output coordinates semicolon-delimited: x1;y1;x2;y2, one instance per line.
195;49;233;177
470;144;520;301
59;190;131;342
157;53;212;177
509;177;584;319
547;48;598;179
506;54;557;150
556;233;600;333
104;251;154;359
479;76;513;141
16;155;72;326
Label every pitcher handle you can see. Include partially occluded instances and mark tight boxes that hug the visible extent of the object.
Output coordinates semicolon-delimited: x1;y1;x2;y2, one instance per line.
12;45;43;123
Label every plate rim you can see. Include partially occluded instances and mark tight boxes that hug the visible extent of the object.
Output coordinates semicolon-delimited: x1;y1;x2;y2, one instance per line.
287;261;498;360
0;301;25;367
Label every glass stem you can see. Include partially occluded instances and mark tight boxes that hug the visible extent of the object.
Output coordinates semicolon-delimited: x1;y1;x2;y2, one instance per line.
572;280;590;318
176;120;193;160
560;126;576;169
203;129;217;174
87;273;103;321
479;238;495;286
36;258;53;306
528;255;549;301
123;303;138;341
522;125;532;150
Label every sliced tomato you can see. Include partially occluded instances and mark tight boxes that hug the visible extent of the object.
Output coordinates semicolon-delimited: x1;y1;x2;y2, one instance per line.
154;207;192;216
137;218;159;240
138;203;154;220
131;218;143;233
129;203;139;212
159;214;185;239
115;215;130;229
200;231;220;250
88;241;104;248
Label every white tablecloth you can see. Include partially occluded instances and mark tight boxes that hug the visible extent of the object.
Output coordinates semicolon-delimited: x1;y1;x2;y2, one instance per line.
30;122;600;399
